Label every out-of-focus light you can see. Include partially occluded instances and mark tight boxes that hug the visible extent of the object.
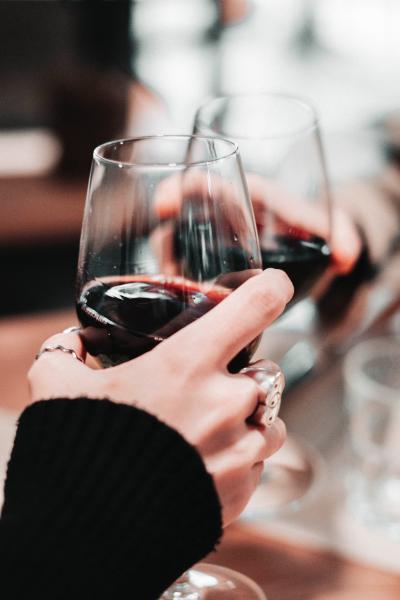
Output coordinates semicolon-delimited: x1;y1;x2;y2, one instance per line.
133;0;217;43
225;0;306;47
315;0;400;66
136;43;216;131
0;129;61;176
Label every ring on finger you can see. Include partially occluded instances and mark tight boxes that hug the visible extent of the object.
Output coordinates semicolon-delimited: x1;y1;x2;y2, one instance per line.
242;360;284;427
35;345;84;363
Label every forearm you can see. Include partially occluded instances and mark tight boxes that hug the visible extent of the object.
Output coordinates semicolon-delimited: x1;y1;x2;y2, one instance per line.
0;398;222;599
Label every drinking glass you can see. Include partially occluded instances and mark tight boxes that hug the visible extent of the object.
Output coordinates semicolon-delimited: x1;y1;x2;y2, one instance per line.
76;135;272;598
194;92;332;516
344;336;400;538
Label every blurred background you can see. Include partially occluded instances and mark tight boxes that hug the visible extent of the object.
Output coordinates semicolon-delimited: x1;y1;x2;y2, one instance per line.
1;0;399;316
1;2;400;592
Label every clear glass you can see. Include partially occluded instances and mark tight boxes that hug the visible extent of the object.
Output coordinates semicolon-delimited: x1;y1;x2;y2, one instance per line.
344;336;400;539
194;93;332;516
76;135;269;598
161;564;267;599
76;135;261;372
194;93;332;307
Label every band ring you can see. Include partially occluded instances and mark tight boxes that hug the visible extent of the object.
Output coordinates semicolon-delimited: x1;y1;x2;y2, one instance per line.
241;360;284;427
252;388;282;427
35;345;84;363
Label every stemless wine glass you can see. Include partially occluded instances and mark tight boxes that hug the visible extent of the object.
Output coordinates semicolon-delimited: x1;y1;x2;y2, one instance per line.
76;135;272;599
195;92;332;517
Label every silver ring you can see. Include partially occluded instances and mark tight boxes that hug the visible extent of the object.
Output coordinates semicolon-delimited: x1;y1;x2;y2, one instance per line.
241;360;284;427
35;345;84;363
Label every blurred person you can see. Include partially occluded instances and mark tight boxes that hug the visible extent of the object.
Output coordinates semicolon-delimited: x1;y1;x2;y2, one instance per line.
0;1;134;176
316;118;400;341
0;268;292;599
0;2;165;316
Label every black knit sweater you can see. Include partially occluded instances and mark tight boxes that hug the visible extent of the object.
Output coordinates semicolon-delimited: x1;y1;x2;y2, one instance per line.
0;398;222;599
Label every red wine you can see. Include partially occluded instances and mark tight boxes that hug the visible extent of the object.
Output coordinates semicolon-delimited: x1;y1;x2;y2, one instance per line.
261;235;330;303
77;276;258;372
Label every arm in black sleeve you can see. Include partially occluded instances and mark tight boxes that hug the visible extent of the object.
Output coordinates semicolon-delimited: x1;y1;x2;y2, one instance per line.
0;398;222;600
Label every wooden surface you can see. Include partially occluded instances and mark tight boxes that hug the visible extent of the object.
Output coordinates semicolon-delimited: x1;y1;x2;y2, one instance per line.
1;309;400;599
209;523;400;600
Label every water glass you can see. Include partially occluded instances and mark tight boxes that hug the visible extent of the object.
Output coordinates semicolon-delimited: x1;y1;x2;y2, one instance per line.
344;336;400;537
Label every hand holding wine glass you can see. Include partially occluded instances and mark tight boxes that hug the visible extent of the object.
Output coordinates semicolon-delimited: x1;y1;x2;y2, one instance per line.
194;93;361;301
30;267;292;525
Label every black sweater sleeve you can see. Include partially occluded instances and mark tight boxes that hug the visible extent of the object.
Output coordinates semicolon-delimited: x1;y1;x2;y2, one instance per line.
0;398;222;599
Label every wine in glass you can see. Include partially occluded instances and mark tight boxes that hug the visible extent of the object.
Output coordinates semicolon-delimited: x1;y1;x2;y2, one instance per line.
194;92;332;516
76;135;271;598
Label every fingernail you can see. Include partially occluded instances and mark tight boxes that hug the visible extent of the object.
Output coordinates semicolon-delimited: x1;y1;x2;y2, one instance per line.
62;326;81;334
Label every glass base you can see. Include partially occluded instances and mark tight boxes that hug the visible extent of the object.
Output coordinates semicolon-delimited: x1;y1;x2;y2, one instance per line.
161;563;266;599
242;434;324;520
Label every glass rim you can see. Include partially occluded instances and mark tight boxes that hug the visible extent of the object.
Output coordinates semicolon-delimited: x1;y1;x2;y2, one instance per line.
195;91;319;140
93;134;239;168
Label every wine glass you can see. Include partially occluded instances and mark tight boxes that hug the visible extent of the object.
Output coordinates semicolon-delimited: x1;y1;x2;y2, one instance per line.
194;92;331;517
76;135;271;598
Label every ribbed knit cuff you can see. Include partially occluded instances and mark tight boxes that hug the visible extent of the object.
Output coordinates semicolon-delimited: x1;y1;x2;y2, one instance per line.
1;398;222;599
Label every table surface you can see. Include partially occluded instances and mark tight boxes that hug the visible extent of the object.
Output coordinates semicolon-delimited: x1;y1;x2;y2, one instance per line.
0;308;400;599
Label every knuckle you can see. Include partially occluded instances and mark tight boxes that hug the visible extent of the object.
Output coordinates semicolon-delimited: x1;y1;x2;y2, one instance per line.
32;352;57;370
27;363;37;382
248;431;268;462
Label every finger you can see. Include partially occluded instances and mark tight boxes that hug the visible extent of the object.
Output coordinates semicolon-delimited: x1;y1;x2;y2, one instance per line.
246;418;286;464
225;375;260;423
247;174;362;275
153;173;185;220
164;268;294;367
330;206;362;274
251;461;265;487
247;173;330;236
149;221;179;276
242;358;284;426
258;417;286;457
37;331;87;365
153;171;221;220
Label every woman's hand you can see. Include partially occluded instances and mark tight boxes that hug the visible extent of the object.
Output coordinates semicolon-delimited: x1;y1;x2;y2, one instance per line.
29;268;293;526
245;173;362;275
153;171;362;276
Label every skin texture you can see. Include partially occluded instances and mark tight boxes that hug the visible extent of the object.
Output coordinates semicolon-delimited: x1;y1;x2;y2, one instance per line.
29;268;293;526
